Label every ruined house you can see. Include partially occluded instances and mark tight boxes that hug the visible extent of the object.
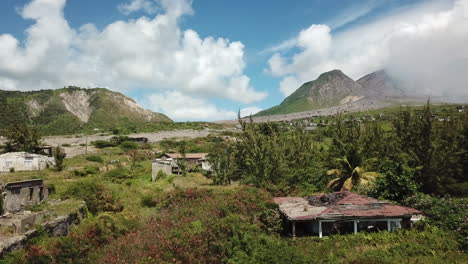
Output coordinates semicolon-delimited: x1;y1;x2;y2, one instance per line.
0;152;55;172
152;153;210;181
0;179;48;214
274;192;422;238
0;179;49;234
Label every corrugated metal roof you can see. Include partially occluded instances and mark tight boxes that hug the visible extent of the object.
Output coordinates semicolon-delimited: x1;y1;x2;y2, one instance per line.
274;192;422;221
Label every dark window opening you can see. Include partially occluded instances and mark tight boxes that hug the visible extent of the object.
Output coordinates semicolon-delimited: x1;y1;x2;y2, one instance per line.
10;188;21;195
358;221;388;233
29;188;34;201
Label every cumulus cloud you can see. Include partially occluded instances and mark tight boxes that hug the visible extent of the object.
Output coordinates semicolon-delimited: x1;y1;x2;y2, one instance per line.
148;91;235;121
147;91;262;121
260;0;384;55
268;0;468;99
118;0;158;15
0;0;266;107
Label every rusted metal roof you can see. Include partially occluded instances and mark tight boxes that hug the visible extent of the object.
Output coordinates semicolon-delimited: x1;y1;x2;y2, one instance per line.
274;191;422;221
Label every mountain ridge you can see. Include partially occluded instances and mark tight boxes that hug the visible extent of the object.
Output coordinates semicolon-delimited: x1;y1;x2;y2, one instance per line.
0;87;172;135
255;69;405;117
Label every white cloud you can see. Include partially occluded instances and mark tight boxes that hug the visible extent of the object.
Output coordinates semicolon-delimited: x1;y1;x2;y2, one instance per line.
260;0;384;55
267;0;468;99
326;0;384;29
240;106;262;117
0;0;266;106
148;91;262;121
260;38;297;55
279;76;302;97
118;0;158;15
148;91;236;121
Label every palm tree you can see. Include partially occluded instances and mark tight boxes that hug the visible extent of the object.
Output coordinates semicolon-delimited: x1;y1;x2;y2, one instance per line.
327;157;380;191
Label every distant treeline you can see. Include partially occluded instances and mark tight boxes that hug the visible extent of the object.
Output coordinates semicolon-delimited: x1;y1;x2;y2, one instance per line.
209;102;468;199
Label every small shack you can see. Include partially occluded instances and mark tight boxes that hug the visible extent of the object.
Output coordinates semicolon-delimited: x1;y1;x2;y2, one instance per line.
0;152;55;172
0;179;48;214
0;179;48;234
151;159;172;182
274;192;422;238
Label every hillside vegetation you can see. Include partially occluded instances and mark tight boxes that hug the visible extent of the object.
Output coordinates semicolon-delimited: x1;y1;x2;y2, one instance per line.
0;103;466;263
0;87;171;135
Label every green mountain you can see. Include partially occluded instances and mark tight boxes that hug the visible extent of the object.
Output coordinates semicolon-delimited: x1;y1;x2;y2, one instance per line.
0;87;172;135
256;70;365;116
255;69;406;117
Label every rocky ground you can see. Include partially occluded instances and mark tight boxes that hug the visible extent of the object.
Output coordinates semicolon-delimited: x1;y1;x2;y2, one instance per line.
0;129;226;157
219;98;392;124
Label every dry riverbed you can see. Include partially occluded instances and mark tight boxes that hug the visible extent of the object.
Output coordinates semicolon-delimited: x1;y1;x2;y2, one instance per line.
1;129;227;157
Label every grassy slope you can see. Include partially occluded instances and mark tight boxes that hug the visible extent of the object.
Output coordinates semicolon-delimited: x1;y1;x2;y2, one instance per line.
255;72;350;117
0;87;173;135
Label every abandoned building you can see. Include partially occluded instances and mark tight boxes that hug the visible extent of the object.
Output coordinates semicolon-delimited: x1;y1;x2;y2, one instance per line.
0;179;49;234
151;159;172;182
0;152;55;172
0;179;48;214
274;192;422;238
152;153;210;181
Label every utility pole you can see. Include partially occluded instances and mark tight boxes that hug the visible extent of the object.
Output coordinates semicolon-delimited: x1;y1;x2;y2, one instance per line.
85;136;88;155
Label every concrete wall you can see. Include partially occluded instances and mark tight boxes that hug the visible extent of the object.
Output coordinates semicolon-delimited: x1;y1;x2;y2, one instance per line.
2;180;48;214
201;161;212;171
0;153;54;172
0;203;86;258
152;160;172;182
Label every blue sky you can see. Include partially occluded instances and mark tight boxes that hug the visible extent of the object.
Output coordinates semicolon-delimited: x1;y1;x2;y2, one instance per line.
0;0;465;121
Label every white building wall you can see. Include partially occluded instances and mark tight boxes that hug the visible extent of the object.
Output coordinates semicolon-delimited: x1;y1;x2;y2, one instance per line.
152;160;173;182
0;152;54;172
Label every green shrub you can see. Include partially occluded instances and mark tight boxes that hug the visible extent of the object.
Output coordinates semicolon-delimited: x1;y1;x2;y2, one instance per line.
84;166;99;175
73;170;86;177
403;194;468;250
85;155;104;163
156;170;167;179
119;141;139;152
92;140;115;149
104;168;133;183
73;166;99;177
64;180;123;214
141;195;158;208
444;182;468;197
54;146;66;172
47;184;56;195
